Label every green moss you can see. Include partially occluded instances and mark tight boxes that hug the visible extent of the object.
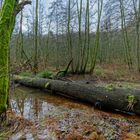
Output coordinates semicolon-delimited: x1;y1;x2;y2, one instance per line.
37;70;53;79
0;0;18;115
127;95;135;104
102;82;135;91
126;95;136;111
94;67;105;77
19;72;33;77
105;84;115;91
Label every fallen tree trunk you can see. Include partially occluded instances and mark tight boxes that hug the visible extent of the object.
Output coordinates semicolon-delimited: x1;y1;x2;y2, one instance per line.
13;75;140;115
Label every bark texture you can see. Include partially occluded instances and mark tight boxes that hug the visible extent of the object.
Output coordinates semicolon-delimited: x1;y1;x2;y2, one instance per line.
0;0;18;114
0;0;31;114
14;75;140;115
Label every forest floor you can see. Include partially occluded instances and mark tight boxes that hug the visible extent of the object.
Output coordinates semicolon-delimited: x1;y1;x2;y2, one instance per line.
0;84;140;140
1;107;140;140
64;64;140;83
0;64;140;140
14;63;140;82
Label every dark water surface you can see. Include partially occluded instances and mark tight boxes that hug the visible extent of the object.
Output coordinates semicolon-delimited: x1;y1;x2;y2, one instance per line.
9;86;140;140
10;86;94;121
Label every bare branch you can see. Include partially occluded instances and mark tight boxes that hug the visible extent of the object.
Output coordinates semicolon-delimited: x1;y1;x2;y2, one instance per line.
15;0;31;16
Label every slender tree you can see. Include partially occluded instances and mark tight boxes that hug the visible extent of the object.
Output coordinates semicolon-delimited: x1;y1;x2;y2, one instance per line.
19;10;24;60
119;0;133;70
76;0;83;72
82;0;90;73
33;0;38;74
67;0;74;72
90;0;103;73
133;0;140;72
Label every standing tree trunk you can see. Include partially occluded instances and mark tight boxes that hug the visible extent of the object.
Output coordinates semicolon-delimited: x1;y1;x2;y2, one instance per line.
136;0;140;72
133;0;140;72
67;0;74;72
44;20;51;68
76;0;83;72
82;0;90;73
119;0;133;70
33;0;38;74
19;10;24;61
90;0;103;73
0;0;31;115
55;1;60;70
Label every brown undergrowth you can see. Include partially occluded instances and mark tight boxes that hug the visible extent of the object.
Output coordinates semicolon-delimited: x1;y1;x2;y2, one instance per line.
0;109;32;139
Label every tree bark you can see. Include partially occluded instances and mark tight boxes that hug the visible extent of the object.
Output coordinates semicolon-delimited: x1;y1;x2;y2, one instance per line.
0;0;18;114
13;75;140;115
119;0;133;70
90;0;103;73
0;0;31;115
33;0;38;74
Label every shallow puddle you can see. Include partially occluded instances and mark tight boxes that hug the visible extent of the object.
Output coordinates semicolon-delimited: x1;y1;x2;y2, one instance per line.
9;86;140;140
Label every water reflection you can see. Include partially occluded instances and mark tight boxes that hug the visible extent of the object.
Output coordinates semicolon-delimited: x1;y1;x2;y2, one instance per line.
10;86;94;139
10;86;88;121
10;86;140;140
10;87;56;121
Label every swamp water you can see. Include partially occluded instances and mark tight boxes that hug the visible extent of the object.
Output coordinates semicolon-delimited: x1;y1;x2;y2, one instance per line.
9;86;140;140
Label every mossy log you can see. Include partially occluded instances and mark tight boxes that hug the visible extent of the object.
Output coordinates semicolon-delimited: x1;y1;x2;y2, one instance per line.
13;75;140;115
